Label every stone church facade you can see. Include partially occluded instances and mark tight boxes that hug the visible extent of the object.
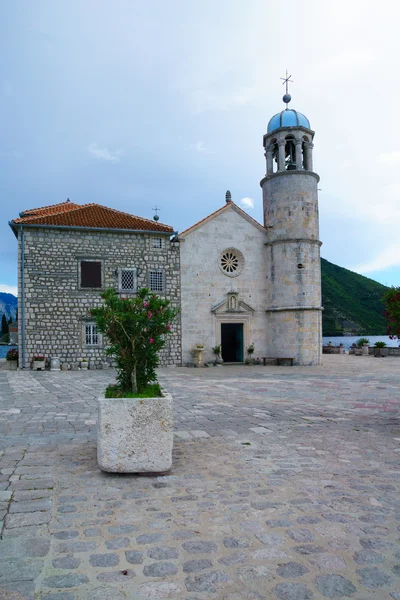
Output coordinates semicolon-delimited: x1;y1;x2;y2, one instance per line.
179;201;269;366
180;95;322;366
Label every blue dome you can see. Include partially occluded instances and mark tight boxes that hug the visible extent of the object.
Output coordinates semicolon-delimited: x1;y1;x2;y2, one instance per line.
267;109;310;133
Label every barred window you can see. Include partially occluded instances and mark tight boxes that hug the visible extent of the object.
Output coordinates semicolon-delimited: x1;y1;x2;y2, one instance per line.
152;237;163;249
118;268;137;292
149;270;164;292
85;323;99;346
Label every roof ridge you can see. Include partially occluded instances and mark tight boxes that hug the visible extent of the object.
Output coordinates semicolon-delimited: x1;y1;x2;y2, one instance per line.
21;200;79;216
179;201;265;237
230;202;265;229
87;203;172;228
13;203;85;224
180;202;232;236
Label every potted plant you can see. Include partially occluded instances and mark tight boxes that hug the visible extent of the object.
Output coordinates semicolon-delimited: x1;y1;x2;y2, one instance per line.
212;344;222;366
91;287;178;473
32;354;45;371
80;358;88;370
6;348;18;370
246;343;255;364
373;341;387;357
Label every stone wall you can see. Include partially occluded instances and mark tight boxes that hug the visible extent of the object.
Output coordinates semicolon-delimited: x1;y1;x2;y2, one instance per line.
368;347;400;356
18;227;181;368
180;206;268;365
262;170;322;365
266;309;322;365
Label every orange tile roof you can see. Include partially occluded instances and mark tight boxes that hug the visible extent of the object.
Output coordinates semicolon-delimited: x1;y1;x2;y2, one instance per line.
179;201;265;236
11;202;174;233
20;200;80;217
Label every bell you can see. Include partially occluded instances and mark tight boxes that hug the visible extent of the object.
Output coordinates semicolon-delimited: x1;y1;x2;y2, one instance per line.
287;160;297;171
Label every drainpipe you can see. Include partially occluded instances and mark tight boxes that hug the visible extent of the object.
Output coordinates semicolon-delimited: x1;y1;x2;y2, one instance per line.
20;225;25;369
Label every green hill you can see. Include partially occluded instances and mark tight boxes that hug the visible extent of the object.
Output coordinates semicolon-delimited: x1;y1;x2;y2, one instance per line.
321;258;389;336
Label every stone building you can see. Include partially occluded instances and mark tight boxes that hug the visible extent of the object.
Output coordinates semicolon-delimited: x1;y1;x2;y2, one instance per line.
180;92;322;365
9;201;181;369
10;89;321;368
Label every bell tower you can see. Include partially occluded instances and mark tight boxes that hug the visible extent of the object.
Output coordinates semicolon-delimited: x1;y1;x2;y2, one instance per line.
261;74;322;365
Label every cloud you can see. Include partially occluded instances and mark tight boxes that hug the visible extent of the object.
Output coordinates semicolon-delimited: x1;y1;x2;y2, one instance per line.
88;143;123;163
0;284;18;296
352;243;400;274
191;140;215;155
239;197;254;210
377;151;400;166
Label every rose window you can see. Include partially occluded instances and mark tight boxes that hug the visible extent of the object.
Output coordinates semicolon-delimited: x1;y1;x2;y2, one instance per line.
219;248;244;277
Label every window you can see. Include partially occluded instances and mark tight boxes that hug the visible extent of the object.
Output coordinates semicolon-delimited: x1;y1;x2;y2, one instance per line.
219;248;244;278
221;251;239;273
81;260;102;288
152;237;163;249
149;270;164;292
118;268;137;292
85;323;99;346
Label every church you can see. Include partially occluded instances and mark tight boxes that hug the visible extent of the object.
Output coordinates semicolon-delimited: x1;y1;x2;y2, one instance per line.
10;84;322;369
180;87;322;366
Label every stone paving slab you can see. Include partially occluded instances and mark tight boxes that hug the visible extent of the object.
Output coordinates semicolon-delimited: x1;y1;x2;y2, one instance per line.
0;355;399;598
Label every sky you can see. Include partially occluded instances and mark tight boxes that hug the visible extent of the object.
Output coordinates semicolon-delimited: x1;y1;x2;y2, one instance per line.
1;0;400;297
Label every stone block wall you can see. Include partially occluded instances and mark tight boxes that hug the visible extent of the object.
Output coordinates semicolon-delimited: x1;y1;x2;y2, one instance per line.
17;227;181;368
265;308;322;365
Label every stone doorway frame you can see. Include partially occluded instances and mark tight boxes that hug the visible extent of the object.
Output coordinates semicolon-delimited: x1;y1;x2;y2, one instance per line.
214;313;252;363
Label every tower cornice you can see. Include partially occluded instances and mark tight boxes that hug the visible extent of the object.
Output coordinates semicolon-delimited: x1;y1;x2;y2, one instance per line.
260;170;320;187
264;238;322;247
263;126;315;145
265;306;323;313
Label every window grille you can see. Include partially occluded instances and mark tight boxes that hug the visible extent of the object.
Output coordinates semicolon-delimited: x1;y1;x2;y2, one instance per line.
149;270;164;292
119;268;137;292
85;323;99;346
152;237;162;249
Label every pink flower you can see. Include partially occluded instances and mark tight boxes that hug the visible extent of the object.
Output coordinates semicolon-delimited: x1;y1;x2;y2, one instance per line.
149;338;154;344
167;324;172;331
143;302;149;308
147;312;153;318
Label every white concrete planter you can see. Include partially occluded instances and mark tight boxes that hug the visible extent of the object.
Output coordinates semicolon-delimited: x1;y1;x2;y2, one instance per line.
32;360;45;371
80;362;88;370
6;361;18;371
97;388;173;473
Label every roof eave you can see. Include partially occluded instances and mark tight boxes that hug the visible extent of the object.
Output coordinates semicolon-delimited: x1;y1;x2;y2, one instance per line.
8;222;174;236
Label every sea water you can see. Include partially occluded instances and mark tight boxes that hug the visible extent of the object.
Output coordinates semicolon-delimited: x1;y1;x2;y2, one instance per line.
0;346;17;359
322;336;398;350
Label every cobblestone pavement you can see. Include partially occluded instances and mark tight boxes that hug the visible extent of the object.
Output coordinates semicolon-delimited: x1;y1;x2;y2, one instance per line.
0;355;399;599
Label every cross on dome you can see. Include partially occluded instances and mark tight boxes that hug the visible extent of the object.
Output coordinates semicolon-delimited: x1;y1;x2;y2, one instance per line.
280;70;293;107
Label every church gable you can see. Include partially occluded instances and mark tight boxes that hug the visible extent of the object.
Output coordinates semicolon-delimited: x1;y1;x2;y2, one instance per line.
179;201;266;240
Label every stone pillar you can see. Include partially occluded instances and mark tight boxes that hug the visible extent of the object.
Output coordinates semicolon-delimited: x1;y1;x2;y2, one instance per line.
266;146;274;176
278;139;286;171
295;140;303;170
50;357;60;371
304;142;314;171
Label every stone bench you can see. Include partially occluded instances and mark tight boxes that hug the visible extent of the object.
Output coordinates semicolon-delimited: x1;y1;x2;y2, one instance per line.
262;357;294;366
